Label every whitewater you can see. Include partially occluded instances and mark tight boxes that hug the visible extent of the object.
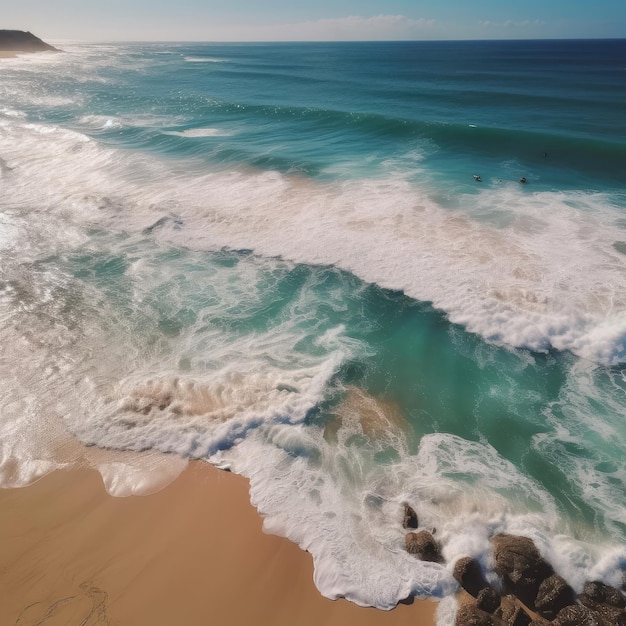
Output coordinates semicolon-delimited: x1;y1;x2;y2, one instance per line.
1;39;625;621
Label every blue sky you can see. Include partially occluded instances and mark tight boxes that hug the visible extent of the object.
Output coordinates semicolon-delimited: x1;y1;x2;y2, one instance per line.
4;0;626;41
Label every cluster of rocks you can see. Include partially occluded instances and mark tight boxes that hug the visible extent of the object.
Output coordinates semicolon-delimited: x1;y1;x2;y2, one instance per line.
401;504;626;626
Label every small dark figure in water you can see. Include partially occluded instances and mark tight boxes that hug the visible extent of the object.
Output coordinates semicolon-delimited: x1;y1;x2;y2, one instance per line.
519;177;527;183
473;174;482;182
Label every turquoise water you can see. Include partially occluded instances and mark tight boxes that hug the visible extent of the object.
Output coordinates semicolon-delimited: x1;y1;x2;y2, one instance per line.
1;40;626;614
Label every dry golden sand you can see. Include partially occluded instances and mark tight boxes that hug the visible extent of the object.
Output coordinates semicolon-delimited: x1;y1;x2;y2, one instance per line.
0;461;437;625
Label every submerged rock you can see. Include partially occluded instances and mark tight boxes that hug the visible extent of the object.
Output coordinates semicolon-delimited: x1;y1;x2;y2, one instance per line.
453;557;490;597
402;502;418;529
405;530;443;563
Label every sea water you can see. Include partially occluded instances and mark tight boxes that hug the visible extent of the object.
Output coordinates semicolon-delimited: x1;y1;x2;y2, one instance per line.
1;39;626;617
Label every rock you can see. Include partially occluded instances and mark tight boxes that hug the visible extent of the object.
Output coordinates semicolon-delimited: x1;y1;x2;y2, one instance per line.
453;557;490;597
455;603;495;626
402;503;418;529
497;603;532;626
589;604;626;626
405;530;443;563
553;605;601;626
0;30;58;52
534;574;577;619
578;580;626;625
476;586;501;613
579;580;626;609
492;534;553;608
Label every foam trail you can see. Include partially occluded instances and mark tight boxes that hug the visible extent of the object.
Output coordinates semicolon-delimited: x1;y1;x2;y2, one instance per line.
163;128;232;137
2;120;626;365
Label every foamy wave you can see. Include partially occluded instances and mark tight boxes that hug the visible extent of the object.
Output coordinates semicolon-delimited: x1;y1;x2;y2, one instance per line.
79;113;189;131
2;120;626;365
533;359;626;541
163;128;232;138
0;203;353;496
216;410;621;609
0;107;26;119
79;114;123;130
69;359;340;458
2;118;626;613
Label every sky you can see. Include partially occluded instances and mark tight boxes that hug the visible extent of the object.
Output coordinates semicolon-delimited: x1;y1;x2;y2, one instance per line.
4;0;626;42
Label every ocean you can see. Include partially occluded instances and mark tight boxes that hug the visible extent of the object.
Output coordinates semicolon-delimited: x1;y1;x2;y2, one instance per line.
1;39;625;618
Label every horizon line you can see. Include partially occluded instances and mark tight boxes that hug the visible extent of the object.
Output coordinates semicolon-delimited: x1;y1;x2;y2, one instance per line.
48;36;626;44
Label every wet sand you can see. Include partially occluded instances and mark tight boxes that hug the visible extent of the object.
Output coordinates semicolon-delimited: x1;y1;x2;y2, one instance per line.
0;461;437;625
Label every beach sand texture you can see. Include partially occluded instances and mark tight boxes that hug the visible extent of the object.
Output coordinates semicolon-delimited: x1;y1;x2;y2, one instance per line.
0;462;437;625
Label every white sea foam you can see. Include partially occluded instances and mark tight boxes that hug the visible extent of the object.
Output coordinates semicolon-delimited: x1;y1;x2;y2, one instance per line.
0;244;188;495
0;214;19;252
212;417;620;609
79;115;124;130
2;119;626;367
0;187;351;494
0;107;26;118
79;113;189;131
163;128;232;138
1;118;626;616
533;359;626;540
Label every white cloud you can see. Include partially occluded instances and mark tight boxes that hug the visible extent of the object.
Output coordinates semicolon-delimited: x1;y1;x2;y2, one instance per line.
480;19;546;29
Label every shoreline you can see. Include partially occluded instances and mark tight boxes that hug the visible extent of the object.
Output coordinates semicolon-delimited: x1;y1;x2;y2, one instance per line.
0;461;437;625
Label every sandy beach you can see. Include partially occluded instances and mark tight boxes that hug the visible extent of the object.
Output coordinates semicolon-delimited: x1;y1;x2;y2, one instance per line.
0;461;437;625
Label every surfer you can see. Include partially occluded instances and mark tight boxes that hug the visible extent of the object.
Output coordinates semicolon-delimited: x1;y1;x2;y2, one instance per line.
519;177;527;183
473;174;482;182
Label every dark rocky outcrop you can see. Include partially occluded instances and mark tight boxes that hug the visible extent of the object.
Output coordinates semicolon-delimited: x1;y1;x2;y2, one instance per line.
492;534;553;608
455;603;496;626
496;602;532;626
476;586;501;614
0;30;58;53
587;604;626;626
579;580;626;609
534;574;577;620
451;535;626;626
454;557;491;597
577;580;626;625
404;530;443;563
402;503;418;529
553;604;601;626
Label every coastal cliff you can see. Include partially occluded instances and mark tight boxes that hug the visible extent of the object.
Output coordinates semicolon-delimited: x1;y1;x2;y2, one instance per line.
0;30;58;53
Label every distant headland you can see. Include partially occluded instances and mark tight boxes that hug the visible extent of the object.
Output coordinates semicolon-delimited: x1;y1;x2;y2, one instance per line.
0;30;59;56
